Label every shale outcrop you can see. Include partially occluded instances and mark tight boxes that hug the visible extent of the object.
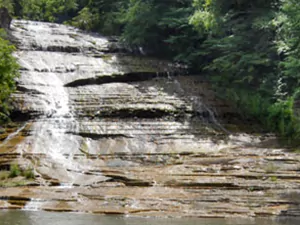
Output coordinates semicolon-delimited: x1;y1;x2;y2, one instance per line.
0;20;299;218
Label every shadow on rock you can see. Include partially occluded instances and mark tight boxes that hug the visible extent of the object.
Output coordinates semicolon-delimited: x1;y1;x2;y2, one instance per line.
279;191;300;217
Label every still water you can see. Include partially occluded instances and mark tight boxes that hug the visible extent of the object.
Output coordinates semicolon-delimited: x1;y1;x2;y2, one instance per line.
0;211;300;225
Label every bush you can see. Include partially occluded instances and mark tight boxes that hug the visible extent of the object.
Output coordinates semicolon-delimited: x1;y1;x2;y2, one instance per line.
9;164;21;178
0;29;19;124
22;167;35;179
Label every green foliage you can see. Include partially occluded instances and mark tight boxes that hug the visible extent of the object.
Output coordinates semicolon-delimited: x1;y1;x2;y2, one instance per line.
222;88;270;119
2;164;34;181
68;7;95;31
189;0;300;142
0;0;14;14
19;0;78;22
159;6;203;64
122;0;158;47
9;164;21;178
0;29;19;123
277;0;300;93
0;164;33;187
268;98;300;140
121;0;203;63
270;176;277;182
22;167;35;179
4;0;300;142
192;0;279;90
69;0;127;35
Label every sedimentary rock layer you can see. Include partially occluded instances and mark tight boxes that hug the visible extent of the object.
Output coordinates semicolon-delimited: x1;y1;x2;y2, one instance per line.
0;20;299;218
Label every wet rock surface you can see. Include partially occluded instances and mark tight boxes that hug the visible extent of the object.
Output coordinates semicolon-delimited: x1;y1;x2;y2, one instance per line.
0;20;299;217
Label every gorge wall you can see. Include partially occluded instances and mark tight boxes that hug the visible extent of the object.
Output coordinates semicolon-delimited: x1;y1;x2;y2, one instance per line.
0;20;299;217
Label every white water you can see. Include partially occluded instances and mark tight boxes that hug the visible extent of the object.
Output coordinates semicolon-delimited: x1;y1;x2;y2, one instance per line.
22;198;45;211
17;70;81;186
12;20;114;190
171;77;228;133
9;19;270;217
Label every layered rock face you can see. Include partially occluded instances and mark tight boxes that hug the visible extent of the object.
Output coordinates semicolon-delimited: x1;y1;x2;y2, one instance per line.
0;20;300;217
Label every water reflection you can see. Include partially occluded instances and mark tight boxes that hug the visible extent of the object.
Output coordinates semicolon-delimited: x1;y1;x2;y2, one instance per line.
1;211;300;225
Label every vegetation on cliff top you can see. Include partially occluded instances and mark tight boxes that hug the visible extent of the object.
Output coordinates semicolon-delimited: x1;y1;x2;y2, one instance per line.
2;0;300;143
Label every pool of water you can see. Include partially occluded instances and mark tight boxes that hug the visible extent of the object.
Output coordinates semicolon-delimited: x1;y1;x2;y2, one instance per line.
0;211;299;225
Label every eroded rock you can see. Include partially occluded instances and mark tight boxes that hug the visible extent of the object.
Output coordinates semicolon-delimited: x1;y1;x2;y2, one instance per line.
0;19;299;218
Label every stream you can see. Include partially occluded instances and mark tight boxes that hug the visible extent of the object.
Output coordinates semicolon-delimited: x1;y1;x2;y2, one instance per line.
1;211;300;225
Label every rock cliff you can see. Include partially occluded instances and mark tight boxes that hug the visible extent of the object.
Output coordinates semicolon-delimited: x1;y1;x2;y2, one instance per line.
0;20;299;218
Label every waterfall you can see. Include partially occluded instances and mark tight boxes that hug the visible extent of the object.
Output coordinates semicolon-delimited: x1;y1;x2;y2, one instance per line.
22;199;45;211
23;75;81;186
170;76;228;133
13;21;90;187
4;19;285;217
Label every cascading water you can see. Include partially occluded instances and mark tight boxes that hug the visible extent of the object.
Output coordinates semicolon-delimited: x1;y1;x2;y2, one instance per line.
1;19;296;218
12;20;108;188
10;19;224;211
168;76;228;133
22;198;45;211
20;72;81;186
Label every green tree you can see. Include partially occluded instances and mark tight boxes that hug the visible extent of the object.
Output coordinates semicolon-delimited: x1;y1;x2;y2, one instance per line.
0;30;19;123
190;0;279;92
4;0;300;140
70;0;127;34
0;0;14;14
121;0;203;62
278;0;300;93
189;0;300;140
20;0;78;22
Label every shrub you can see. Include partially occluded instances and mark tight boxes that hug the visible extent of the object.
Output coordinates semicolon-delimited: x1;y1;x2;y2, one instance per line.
9;164;21;178
22;167;35;179
0;29;19;124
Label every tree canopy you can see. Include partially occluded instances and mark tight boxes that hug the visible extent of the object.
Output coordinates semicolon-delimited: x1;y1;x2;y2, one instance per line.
2;0;300;141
